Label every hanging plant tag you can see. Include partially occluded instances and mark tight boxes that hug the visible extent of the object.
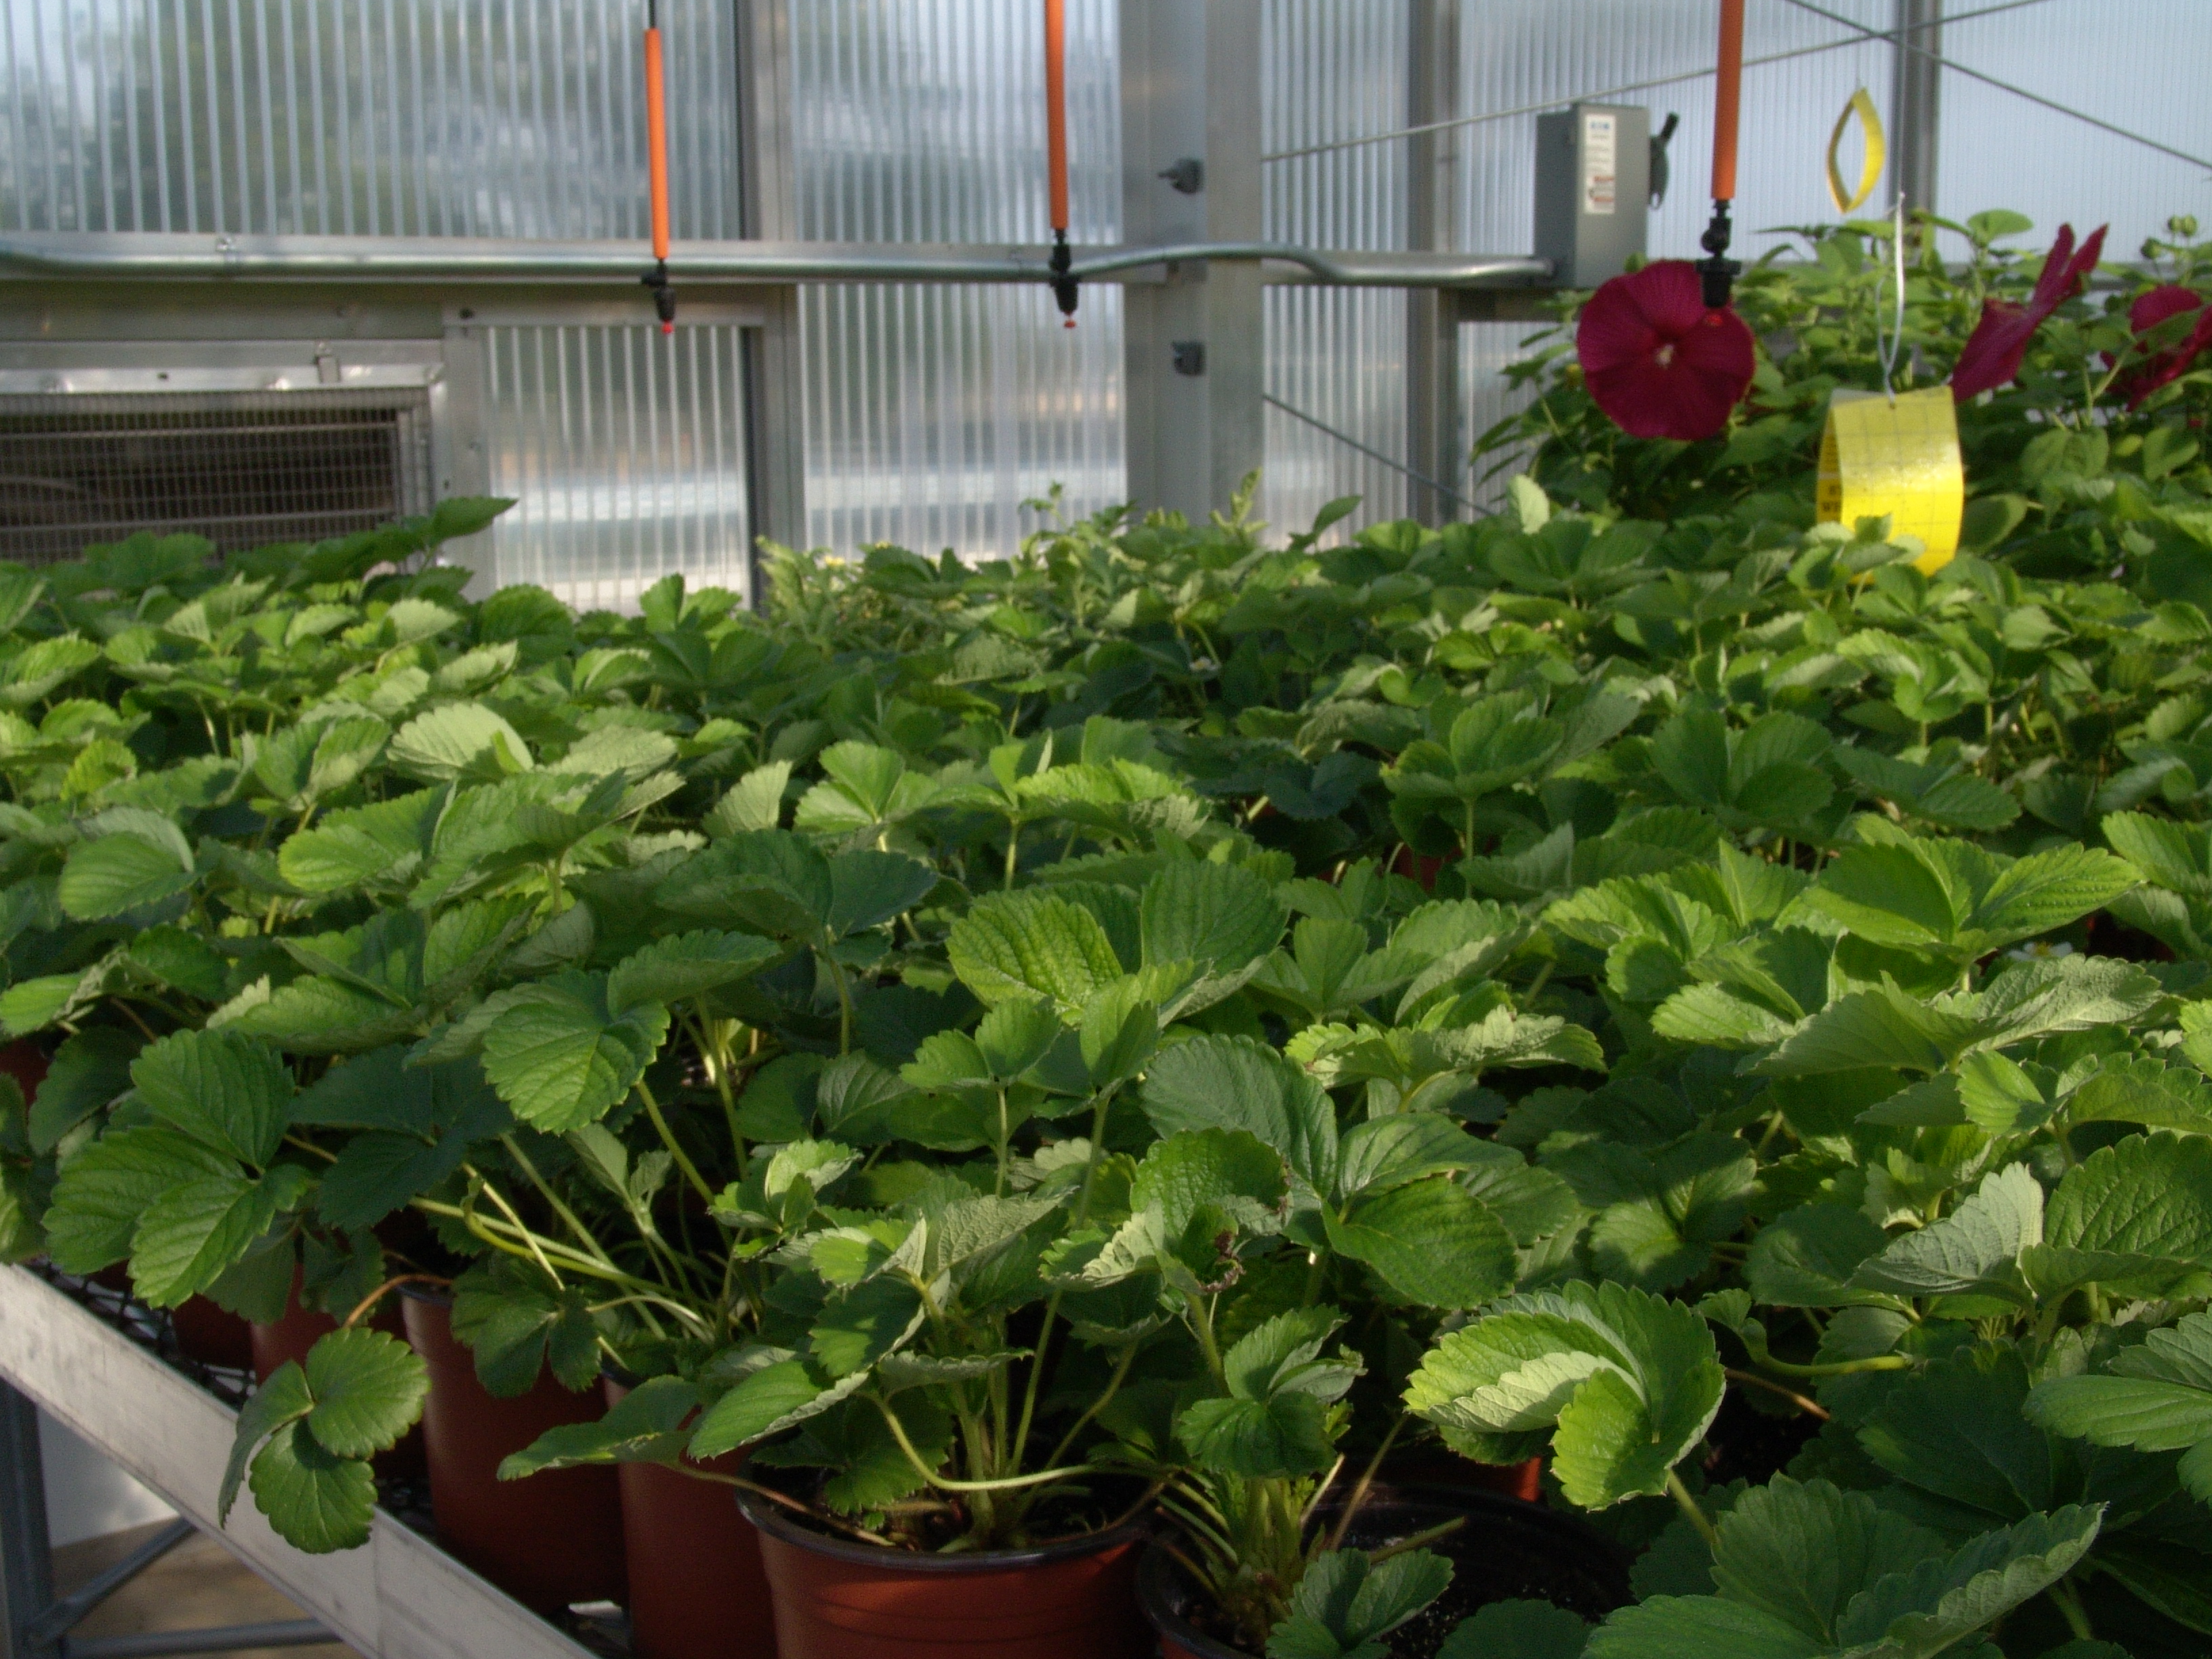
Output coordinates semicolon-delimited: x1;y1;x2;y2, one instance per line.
1817;386;1964;574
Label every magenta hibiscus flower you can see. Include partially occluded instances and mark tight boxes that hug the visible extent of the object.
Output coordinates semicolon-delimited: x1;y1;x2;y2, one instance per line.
2113;284;2212;408
1950;223;2107;401
1576;260;1757;442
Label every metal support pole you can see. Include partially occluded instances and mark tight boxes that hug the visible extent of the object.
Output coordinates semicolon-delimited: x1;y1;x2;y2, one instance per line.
1404;0;1462;525
736;0;807;577
1;1385;54;1659
1891;0;1941;216
1120;0;1267;524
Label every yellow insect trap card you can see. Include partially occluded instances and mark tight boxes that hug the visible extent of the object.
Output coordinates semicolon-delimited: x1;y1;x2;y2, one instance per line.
1816;386;1964;575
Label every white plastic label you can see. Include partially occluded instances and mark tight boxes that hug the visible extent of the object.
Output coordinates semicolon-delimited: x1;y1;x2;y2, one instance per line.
1581;111;1618;216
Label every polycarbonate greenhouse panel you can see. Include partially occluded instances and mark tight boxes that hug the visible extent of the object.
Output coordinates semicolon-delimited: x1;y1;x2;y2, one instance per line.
480;320;754;613
789;0;1124;560
1937;0;2212;260
1262;0;1411;537
0;0;741;239
0;1267;598;1659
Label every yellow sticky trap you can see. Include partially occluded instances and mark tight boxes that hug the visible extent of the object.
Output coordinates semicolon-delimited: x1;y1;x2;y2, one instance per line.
1817;387;1965;575
1826;88;1887;215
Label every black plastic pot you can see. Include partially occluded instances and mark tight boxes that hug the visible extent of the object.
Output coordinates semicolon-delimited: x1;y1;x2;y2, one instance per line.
1138;1484;1630;1659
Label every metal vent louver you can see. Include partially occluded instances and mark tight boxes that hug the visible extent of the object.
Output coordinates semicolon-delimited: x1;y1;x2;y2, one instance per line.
0;389;434;566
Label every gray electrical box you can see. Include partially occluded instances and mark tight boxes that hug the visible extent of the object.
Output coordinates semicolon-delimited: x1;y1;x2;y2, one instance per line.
1534;103;1650;289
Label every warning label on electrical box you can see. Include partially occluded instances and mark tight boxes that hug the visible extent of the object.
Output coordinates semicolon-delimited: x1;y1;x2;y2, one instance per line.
1581;111;1617;216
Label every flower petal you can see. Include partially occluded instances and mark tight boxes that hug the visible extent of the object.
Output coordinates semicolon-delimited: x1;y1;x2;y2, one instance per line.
1578;262;1755;441
2130;284;2204;335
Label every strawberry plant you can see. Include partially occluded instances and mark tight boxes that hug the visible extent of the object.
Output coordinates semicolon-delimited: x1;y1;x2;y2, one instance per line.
2;209;2211;1657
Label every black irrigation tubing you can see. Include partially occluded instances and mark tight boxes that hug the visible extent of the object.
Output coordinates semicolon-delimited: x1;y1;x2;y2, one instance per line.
1261;0;2062;164
1261;392;1478;511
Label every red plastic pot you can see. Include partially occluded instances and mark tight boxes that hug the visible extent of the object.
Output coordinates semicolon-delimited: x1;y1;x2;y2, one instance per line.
604;1376;778;1659
735;1488;1147;1659
400;1288;626;1615
1138;1484;1628;1659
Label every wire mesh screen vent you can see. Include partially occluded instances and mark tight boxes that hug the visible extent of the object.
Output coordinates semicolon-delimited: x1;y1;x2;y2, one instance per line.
0;389;434;565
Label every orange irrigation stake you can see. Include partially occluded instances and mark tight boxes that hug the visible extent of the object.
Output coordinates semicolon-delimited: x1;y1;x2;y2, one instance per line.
1710;0;1744;203
1696;0;1746;308
642;1;676;331
1044;0;1078;325
1044;0;1070;234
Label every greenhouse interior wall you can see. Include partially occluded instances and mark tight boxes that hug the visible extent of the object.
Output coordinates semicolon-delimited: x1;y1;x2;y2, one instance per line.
0;0;2207;603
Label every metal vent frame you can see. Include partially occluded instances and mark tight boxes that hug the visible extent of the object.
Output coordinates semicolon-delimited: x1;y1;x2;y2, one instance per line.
0;385;436;565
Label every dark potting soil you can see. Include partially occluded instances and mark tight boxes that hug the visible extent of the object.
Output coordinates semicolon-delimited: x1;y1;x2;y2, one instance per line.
1696;1378;1822;1489
758;1463;1151;1554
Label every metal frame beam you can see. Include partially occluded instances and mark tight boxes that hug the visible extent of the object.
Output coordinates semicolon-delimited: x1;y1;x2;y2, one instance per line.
0;1268;595;1659
1405;0;1462;525
1892;0;1942;215
1120;0;1273;524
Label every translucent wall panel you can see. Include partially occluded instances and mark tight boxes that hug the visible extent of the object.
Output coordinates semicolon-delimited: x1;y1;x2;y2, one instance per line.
790;0;1123;558
482;321;752;615
0;0;741;237
1262;0;1410;539
1938;0;2212;260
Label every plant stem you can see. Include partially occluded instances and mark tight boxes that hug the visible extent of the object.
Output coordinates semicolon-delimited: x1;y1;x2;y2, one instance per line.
872;1397;1091;1494
1665;1471;1719;1551
1723;1368;1830;1420
636;1080;716;1203
2048;1576;2094;1641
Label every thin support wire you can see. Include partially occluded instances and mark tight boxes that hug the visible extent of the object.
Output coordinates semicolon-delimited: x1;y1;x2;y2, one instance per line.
1263;0;2060;164
1780;0;2212;174
1262;392;1475;511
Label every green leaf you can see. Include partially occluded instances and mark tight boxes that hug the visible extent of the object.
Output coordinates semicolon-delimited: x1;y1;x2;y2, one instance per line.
1437;1601;1592;1659
1847;1164;2042;1306
1832;1504;2102;1657
1130;1128;1289;1237
58;828;194;918
948;890;1125;1012
1758;985;1982;1078
1139;859;1284;975
808;1275;928;1378
450;1260;601;1397
131;1028;293;1166
43;1125;233;1272
1404;1280;1723;1508
826;850;938;938
1325;1176;1516;1309
302;1328;429;1458
1335;1114;1492;1197
130;1164;312;1307
1179;1392;1338;1479
220;1359;314;1524
606;929;779;1012
478;972;670;1132
2047;1132;2212;1267
1141;1034;1338;1195
1857;1346;2057;1521
1746;1205;1890;1309
1709;1477;1948;1646
689;1360;867;1458
500;1375;703;1478
387;702;533;783
246;1419;377;1554
1267;1547;1455;1659
1586;1597;1825;1659
28;1027;140;1153
705;760;793;837
278;787;443;894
